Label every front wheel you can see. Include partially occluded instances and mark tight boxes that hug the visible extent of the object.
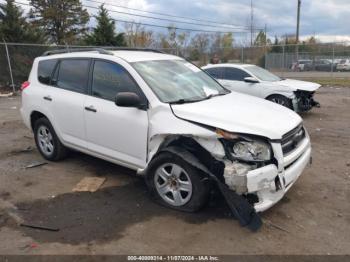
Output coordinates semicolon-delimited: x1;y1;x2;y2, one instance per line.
145;151;210;212
267;94;293;110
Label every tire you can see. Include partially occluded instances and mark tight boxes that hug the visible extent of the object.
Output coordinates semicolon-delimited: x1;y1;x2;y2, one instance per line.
33;117;68;161
267;94;293;110
145;151;210;212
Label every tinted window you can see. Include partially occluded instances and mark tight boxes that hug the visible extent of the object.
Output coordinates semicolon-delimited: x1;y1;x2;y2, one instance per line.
92;61;141;101
56;59;90;93
38;59;57;85
223;68;250;81
205;68;224;79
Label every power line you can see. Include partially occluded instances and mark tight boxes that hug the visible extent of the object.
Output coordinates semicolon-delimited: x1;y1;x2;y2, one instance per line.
83;3;257;30
8;1;253;34
85;0;255;29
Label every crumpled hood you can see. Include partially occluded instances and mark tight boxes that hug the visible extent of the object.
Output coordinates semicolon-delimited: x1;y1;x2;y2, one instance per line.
171;92;302;140
272;79;321;92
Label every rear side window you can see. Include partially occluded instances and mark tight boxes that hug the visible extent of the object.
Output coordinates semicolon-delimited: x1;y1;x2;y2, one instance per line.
91;60;141;101
56;59;90;94
205;67;223;79
38;59;57;85
223;68;250;81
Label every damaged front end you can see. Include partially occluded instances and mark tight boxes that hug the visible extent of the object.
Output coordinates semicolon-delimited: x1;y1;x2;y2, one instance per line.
293;90;320;112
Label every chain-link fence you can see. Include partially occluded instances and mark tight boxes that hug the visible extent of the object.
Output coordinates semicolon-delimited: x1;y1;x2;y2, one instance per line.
1;41;350;92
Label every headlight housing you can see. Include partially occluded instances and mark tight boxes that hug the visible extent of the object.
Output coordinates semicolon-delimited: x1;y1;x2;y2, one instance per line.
231;140;271;162
216;129;272;162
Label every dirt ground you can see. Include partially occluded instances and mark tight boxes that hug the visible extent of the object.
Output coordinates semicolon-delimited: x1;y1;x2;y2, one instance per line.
0;86;349;255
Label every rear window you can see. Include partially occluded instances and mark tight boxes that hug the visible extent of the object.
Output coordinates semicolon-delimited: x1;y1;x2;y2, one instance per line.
38;59;58;85
56;59;90;94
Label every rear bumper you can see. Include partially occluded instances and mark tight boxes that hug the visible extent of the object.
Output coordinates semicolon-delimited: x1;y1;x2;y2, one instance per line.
20;107;31;130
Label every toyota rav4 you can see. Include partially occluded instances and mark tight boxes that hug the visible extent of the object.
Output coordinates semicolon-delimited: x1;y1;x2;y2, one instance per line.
21;48;312;226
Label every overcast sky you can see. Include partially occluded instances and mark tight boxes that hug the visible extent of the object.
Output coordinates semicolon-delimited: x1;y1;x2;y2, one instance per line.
16;0;350;43
91;0;350;43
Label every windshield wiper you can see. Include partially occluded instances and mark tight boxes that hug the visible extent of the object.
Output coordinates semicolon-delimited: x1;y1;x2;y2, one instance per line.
169;92;228;105
169;98;200;104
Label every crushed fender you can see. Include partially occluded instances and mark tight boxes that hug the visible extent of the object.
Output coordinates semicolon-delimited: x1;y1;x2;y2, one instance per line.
158;146;262;232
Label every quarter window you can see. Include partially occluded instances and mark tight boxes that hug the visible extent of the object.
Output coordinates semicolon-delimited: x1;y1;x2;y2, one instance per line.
223;68;250;81
92;61;141;101
38;59;58;85
56;59;90;93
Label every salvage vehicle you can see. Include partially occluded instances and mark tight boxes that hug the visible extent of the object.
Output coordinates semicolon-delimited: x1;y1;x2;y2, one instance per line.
202;63;320;112
21;48;312;230
336;59;350;71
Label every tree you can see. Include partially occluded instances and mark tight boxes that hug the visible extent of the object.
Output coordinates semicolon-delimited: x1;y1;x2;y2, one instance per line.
270;36;282;53
0;0;43;42
85;4;125;46
254;30;271;46
189;33;210;65
29;0;89;44
124;22;154;47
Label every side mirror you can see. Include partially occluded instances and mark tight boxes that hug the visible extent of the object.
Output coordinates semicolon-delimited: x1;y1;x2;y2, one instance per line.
115;92;144;109
244;77;259;83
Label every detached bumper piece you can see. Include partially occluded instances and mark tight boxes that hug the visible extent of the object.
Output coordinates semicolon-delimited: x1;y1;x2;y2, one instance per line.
294;90;320;112
162;146;262;232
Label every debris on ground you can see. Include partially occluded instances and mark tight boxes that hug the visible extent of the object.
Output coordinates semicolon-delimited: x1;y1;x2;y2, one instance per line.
0;92;13;97
72;177;106;192
10;146;33;155
20;223;59;232
25;161;48;169
264;219;290;233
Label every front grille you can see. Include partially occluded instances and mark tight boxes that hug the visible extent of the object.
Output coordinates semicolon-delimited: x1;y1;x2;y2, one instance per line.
281;124;305;155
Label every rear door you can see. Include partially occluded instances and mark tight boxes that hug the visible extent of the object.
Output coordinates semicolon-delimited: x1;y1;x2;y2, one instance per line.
46;58;90;148
84;59;148;169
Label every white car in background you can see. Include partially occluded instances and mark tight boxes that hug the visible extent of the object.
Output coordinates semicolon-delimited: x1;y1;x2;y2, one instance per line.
336;59;350;71
202;64;321;112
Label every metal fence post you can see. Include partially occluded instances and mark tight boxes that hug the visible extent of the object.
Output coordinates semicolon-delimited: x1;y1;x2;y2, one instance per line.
282;44;285;78
241;47;244;63
331;43;335;79
3;40;15;93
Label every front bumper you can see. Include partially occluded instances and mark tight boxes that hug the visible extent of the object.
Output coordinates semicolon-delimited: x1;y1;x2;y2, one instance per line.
239;136;311;212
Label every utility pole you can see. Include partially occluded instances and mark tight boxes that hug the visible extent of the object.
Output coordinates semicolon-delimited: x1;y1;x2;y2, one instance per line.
296;0;301;61
250;0;254;46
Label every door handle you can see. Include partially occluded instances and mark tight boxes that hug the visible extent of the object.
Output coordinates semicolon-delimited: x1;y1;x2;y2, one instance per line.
84;105;97;113
43;96;52;101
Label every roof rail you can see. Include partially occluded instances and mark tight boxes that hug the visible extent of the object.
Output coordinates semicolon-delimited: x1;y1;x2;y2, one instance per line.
42;47;164;56
105;47;164;53
42;48;113;56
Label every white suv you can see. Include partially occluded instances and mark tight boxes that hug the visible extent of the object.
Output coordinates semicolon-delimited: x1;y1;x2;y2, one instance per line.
21;48;312;229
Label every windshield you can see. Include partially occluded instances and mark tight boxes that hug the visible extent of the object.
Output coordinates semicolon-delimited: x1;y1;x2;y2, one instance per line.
245;65;281;82
132;59;228;103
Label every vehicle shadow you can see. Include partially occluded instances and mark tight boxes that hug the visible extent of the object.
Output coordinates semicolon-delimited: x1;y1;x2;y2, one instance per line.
11;152;233;244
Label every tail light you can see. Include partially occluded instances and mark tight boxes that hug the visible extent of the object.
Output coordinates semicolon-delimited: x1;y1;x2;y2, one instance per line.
21;81;30;91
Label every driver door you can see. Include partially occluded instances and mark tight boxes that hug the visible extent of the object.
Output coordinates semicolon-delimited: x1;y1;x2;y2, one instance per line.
84;59;148;169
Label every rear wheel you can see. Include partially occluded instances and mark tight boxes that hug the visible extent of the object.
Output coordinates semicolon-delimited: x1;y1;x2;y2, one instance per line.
146;151;210;212
267;94;293;110
34;117;68;161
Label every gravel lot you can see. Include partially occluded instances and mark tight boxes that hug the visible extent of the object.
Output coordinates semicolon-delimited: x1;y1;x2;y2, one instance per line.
0;86;349;255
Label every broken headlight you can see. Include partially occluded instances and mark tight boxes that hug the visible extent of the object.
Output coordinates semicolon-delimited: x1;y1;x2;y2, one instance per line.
231;140;271;162
217;129;271;162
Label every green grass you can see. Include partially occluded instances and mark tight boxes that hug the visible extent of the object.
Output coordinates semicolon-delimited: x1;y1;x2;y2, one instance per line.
300;78;350;87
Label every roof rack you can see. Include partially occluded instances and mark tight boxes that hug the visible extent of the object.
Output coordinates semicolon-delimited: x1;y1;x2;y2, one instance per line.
42;47;164;56
42;48;113;56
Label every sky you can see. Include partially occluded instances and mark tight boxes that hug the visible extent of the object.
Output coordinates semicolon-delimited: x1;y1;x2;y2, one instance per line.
13;0;350;43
